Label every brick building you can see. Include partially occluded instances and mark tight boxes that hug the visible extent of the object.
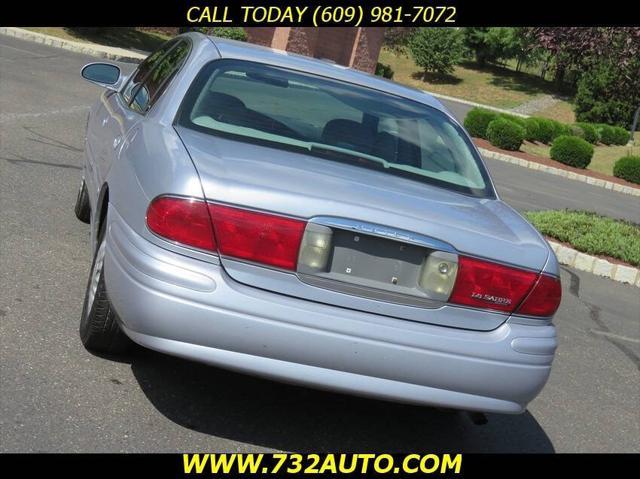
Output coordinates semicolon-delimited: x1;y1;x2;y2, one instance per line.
244;27;386;73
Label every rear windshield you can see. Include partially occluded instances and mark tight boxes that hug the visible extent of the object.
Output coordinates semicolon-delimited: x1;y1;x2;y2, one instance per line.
177;59;494;198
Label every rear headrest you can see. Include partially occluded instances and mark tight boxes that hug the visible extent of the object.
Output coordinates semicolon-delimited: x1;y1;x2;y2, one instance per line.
321;119;375;153
198;92;246;117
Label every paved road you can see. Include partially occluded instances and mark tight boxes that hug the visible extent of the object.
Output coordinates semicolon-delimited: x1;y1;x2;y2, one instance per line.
1;35;639;453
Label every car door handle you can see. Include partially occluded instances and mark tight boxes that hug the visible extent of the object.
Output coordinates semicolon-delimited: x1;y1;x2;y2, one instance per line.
113;137;122;149
102;117;109;126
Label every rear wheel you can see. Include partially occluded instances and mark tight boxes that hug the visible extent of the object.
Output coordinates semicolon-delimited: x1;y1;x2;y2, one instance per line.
79;223;130;354
74;178;91;223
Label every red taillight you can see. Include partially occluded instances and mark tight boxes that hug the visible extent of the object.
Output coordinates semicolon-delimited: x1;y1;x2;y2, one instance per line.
147;197;305;270
449;256;561;317
515;274;562;317
450;256;538;314
208;204;306;271
146;198;562;316
146;196;217;251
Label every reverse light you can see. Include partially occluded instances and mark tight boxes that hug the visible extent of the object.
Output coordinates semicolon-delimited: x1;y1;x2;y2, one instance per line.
419;251;459;301
297;223;333;274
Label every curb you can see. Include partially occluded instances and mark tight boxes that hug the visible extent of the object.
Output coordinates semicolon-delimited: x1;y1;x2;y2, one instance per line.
479;147;640;197
548;240;640;287
424;90;529;118
0;27;146;63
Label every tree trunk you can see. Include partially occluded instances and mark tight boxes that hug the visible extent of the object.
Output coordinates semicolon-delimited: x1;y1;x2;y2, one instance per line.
554;64;566;89
476;51;487;68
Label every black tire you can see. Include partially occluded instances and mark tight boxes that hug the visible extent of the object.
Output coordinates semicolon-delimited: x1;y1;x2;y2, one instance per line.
75;178;91;223
79;225;130;354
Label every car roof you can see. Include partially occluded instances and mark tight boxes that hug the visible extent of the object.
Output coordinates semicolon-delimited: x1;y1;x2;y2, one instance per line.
204;35;448;114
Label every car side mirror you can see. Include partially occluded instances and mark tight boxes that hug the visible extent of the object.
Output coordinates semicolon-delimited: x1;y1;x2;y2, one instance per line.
81;63;122;90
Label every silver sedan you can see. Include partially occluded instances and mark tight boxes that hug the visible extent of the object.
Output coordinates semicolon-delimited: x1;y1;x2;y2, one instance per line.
76;32;561;414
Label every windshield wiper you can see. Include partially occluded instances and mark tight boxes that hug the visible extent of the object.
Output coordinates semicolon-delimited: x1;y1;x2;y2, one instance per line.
308;143;390;170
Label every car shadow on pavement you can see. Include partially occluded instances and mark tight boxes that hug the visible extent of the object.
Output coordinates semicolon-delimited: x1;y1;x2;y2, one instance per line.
127;348;554;452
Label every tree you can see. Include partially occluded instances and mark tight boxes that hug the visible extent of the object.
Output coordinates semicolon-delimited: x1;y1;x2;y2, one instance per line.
409;28;465;76
485;28;519;63
461;28;538;70
527;27;640;87
574;58;640;128
529;27;640;125
486;28;541;71
383;27;418;55
462;28;492;66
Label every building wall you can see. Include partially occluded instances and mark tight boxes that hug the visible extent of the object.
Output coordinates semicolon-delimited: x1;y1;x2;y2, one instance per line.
349;28;386;74
245;27;385;73
315;28;358;65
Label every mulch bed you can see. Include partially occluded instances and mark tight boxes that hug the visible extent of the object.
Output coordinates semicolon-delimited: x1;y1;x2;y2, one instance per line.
473;138;639;190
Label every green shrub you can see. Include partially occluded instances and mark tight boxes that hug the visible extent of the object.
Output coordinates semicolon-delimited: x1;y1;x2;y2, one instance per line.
534;117;556;144
568;124;585;138
497;113;526;128
409;28;466;76
463;108;498;139
523;117;541;142
66;27;106;35
527;117;571;143
613;155;640;184
375;62;394;79
550;135;594;168
486;118;525;151
550;120;571;140
208;27;247;41
524;210;640;267
611;126;630;146
597;124;617;145
574;122;599;144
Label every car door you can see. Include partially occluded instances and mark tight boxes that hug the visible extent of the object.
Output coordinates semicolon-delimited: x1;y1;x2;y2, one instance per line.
90;38;190;205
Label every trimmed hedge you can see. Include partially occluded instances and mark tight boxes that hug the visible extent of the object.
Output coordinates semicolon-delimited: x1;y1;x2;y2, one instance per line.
550;135;594;168
611;126;630;145
597;124;617;145
523;117;541;142
465;108;627;152
574;122;599;144
613;155;640;184
497;113;527;128
568;124;585;139
375;62;394;79
534;118;556;144
486;118;525;151
551;120;571;140
463;108;498;139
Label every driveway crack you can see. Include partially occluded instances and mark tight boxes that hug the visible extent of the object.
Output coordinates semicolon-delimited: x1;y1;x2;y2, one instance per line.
563;267;640;370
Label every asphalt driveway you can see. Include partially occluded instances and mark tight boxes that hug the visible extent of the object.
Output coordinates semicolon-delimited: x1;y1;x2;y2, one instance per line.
1;35;638;453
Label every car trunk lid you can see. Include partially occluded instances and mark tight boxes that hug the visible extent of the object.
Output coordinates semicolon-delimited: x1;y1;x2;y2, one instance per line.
176;127;550;330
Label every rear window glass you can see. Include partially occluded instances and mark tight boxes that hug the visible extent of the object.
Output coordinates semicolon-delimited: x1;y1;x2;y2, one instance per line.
177;59;494;198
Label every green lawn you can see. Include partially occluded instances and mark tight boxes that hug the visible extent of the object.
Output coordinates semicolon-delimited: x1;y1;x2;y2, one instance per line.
521;132;640;176
525;210;640;267
25;27;171;53
379;49;573;117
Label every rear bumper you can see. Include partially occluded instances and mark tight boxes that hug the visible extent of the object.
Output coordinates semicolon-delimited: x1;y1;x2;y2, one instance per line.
104;208;557;414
